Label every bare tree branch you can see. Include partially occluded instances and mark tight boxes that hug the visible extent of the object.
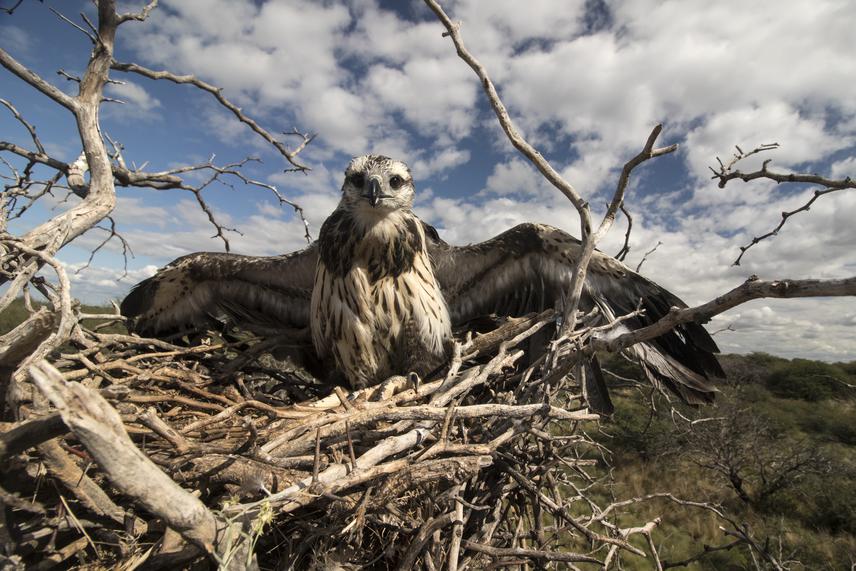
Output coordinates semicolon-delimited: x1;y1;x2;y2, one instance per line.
636;240;662;272
598;275;856;354
48;7;97;44
426;1;679;345
29;360;221;553
0;47;77;111
110;60;314;172
0;98;46;155
118;0;158;23
709;143;855;265
0;0;26;15
77;215;134;276
615;203;633;261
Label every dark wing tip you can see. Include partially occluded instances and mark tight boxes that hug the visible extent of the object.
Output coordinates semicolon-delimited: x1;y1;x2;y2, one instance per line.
421;221;447;246
120;275;159;320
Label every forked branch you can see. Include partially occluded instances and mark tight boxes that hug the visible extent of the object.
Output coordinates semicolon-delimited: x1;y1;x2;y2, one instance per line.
111;60;314;173
425;0;676;338
709;143;855;265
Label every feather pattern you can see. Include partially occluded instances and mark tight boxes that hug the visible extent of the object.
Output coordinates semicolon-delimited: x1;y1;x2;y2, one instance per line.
121;159;723;402
311;208;451;388
428;222;723;403
121;247;316;337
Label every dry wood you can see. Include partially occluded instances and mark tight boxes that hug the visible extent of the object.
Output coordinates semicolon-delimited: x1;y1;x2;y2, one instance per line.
2;2;851;569
30;361;219;552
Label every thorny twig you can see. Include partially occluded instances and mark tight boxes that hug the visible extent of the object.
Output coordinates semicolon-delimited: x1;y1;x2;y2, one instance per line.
709;143;855;265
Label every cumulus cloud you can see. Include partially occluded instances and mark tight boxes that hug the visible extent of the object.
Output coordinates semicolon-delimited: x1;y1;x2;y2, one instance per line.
0;25;33;57
17;0;851;361
100;81;164;123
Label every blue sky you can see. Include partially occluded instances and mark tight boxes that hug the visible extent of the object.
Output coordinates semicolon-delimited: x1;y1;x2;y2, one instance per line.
2;0;855;361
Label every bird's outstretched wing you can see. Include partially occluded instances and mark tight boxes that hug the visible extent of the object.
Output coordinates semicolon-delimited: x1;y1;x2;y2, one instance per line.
121;246;318;338
427;222;724;405
122;220;723;405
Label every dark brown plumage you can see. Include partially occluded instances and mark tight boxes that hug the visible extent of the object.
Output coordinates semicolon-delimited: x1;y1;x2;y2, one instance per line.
309;155;451;389
121;155;724;406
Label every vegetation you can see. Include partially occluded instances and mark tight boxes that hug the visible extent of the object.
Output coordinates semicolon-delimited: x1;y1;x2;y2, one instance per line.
595;352;856;568
3;298;854;568
0;298;126;337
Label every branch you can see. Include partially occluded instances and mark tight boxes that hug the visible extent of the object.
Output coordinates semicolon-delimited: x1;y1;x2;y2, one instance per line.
598;275;856;353
596;124;677;243
733;183;853;266
0;47;77;111
615;203;633;261
426;1;676;340
0;98;46;155
118;0;158;23
709;143;855;265
1;0;25;15
49;7;97;44
29;361;221;553
635;240;662;272
461;541;601;565
77;215;134;275
110;60;313;172
0;412;66;461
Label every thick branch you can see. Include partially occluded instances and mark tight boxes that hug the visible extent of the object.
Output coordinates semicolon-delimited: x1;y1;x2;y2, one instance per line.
118;0;158;23
598;276;856;353
0;48;77;111
29;361;220;552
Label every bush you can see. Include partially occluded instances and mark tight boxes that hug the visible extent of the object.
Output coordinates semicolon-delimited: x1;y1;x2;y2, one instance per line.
765;359;851;401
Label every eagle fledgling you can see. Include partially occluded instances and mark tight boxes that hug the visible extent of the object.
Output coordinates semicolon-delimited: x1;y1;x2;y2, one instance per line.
311;155;452;389
121;155;725;410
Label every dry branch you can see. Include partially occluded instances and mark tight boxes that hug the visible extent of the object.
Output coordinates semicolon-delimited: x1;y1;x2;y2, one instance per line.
598;275;856;354
709;143;855;265
110;61;314;173
29;361;220;552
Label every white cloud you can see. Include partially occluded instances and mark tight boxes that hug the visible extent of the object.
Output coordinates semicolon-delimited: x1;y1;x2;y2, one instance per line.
61;262;158;304
106;81;161;112
831;155;856;179
482;159;551;198
19;0;851;361
101;81;163;123
410;147;471;181
0;25;33;56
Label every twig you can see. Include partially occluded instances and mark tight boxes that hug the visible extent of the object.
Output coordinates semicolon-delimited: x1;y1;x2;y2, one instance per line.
615;204;633;261
597;275;856;354
110;60;313;172
708;143;854;264
635;240;662;272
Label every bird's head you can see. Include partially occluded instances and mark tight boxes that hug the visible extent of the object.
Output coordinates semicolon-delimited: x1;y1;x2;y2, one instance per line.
341;154;415;215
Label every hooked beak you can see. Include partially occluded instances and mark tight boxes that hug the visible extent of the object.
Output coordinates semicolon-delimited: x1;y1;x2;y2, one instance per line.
366;177;382;207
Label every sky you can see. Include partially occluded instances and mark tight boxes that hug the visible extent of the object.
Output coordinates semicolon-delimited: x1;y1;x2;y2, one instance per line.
1;0;855;361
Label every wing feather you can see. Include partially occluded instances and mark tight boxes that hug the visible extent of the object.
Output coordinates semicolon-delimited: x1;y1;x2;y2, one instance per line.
121;246;318;337
427;222;724;404
122;220;724;405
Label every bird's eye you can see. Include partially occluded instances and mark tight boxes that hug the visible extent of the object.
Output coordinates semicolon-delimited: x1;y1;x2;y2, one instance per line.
389;175;405;190
348;173;365;188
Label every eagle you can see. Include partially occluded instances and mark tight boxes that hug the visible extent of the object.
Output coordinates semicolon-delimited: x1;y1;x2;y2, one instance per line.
121;154;724;408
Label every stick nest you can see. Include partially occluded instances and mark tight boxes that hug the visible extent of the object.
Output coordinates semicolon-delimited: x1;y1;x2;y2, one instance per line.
0;311;669;570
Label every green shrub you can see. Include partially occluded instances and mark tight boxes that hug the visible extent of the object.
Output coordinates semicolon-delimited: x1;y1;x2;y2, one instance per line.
765;359;851;401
